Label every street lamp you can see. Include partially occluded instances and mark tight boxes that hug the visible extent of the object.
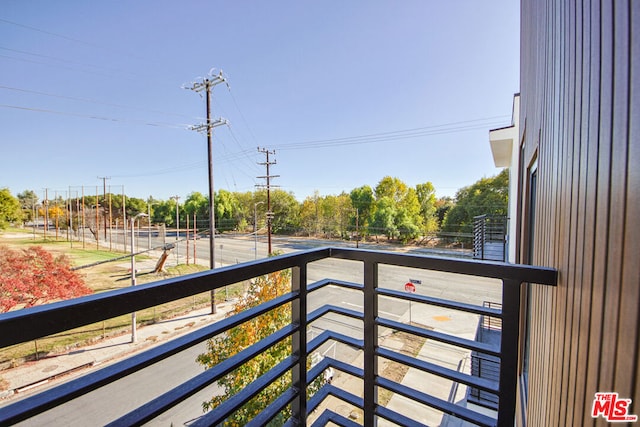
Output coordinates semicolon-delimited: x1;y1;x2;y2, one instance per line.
254;201;264;259
131;212;149;343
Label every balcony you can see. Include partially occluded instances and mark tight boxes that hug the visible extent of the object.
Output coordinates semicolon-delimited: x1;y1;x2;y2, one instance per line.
0;247;556;426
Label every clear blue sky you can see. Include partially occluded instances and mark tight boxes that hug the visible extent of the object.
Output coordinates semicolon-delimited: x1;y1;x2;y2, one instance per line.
0;1;518;203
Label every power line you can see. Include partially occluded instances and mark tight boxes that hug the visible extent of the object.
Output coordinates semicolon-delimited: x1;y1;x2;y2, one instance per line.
0;103;188;128
0;84;197;120
0;18;152;63
272;116;511;151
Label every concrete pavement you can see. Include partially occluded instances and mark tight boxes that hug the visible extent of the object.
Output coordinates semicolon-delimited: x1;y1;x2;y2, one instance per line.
308;298;497;426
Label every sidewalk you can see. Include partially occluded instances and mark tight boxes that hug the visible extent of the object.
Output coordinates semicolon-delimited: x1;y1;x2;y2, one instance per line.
0;303;233;403
308;301;491;426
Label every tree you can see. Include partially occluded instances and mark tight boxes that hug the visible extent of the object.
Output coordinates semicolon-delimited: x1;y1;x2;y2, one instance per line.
434;196;454;229
350;185;374;237
0;245;92;312
125;197;147;218
0;188;22;230
152;199;175;226
416;182;438;235
269;190;301;234
369;177;422;242
442;169;509;235
197;265;325;424
17;190;38;223
184;192;209;221
215;189;240;232
370;196;398;240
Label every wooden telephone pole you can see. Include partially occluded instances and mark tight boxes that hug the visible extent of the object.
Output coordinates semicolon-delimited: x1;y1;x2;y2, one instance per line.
257;147;279;255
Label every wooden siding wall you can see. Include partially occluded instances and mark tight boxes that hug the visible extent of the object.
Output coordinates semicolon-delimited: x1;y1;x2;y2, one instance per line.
519;1;639;426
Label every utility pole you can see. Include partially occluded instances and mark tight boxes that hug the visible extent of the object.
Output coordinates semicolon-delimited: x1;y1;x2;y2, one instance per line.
43;188;49;239
256;147;279;255
98;177;110;240
187;69;228;315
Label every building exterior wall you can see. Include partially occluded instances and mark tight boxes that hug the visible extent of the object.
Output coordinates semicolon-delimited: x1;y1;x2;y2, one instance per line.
518;1;639;426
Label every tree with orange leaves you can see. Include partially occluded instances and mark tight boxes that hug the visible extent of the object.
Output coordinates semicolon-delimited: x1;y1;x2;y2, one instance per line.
197;263;324;425
0;245;92;312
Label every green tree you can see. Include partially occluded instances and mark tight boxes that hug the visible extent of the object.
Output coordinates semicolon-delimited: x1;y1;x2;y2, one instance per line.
233;191;257;232
0;188;22;230
197;265;325;424
17;190;39;223
371;196;397;240
299;193;320;237
152;199;175;226
318;193;352;238
269;190;301;234
416;182;438;235
183;192;209;230
350;185;374;237
434;196;454;228
442;169;509;235
215;189;240;232
375;176;409;203
370;177;422;242
125;197;147;218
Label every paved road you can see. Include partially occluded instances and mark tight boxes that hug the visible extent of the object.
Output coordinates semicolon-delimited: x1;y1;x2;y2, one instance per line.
15;342;221;426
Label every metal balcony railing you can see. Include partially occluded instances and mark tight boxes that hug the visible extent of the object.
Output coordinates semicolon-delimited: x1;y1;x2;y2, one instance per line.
473;215;507;262
0;247;556;427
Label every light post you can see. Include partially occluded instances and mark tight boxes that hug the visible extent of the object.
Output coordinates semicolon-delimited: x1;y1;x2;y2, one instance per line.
254;201;264;259
131;212;148;343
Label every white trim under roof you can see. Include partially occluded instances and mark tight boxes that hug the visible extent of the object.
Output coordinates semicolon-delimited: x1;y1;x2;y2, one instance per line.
490;125;516;167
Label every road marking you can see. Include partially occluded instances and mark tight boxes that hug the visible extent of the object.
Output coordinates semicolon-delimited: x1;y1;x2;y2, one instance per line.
341;301;401;318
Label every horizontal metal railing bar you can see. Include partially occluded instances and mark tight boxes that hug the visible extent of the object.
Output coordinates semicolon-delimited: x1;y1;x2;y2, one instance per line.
377;377;497;427
193;356;297;427
376;405;429;427
0;247;557;348
378;288;503;318
0;248;331;347
307;304;364;324
0;294;297;426
378;347;499;394
246;387;299;427
106;324;296;426
307;384;364;415
311;409;362;427
307;278;364;293
328;247;557;285
378;317;501;358
307;329;364;355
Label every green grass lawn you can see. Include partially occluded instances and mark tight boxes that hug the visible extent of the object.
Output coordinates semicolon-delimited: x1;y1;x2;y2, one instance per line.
0;228;248;369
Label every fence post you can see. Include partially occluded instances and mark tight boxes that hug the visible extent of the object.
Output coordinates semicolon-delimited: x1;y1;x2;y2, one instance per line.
291;263;307;425
363;258;378;426
497;279;522;427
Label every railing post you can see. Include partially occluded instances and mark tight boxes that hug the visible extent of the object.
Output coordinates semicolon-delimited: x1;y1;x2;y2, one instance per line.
363;258;378;426
291;263;307;426
497;279;522;427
